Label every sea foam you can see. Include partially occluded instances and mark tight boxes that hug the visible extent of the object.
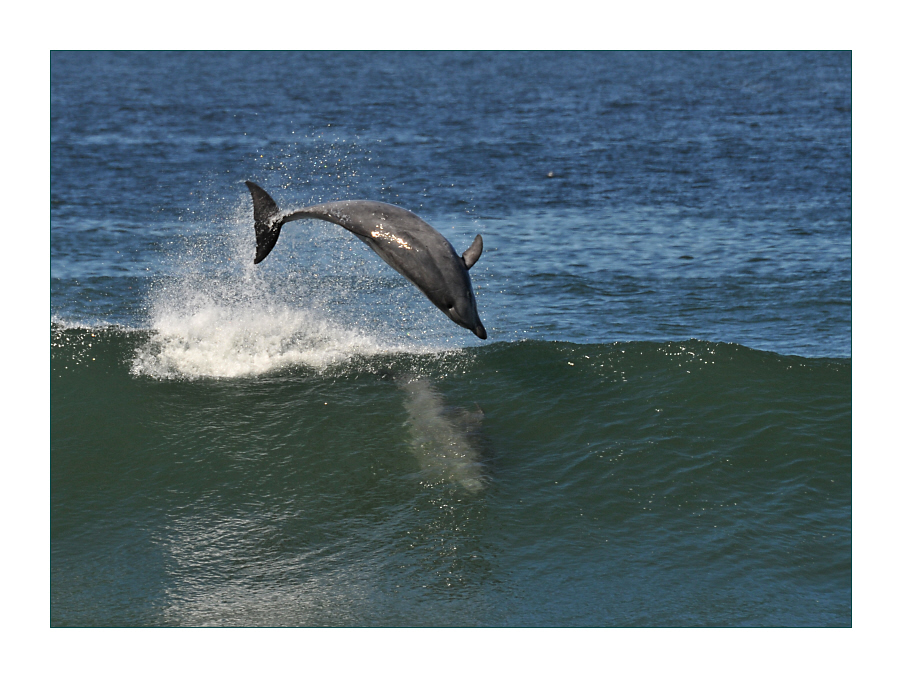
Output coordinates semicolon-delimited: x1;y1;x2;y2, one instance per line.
132;300;393;379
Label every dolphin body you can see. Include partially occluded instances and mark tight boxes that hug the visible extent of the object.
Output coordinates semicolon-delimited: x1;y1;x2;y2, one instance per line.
398;374;488;493
245;181;487;339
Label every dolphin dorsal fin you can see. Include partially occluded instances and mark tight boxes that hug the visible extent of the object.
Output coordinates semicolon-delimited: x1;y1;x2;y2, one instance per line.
461;234;483;270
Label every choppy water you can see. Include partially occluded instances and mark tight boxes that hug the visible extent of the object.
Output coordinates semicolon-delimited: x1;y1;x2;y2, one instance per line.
51;51;851;626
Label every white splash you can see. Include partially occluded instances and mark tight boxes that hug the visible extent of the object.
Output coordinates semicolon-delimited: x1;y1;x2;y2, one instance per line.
131;295;399;379
129;251;457;379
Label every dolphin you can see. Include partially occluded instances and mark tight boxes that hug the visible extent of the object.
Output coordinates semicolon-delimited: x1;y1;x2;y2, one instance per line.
398;374;488;493
245;181;487;339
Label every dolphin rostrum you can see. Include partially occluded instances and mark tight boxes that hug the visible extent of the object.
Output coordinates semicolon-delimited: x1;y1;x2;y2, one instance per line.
245;181;487;339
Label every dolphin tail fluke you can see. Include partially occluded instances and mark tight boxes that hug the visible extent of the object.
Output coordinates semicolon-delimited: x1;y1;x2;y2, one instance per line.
245;181;283;264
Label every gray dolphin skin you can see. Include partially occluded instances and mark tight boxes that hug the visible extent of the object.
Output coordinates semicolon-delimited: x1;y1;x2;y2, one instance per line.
245;181;487;339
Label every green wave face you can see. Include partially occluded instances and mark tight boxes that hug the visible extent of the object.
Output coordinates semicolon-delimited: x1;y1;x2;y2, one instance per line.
52;326;850;626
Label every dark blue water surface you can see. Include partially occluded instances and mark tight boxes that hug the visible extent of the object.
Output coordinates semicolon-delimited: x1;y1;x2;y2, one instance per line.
51;52;851;627
51;51;850;355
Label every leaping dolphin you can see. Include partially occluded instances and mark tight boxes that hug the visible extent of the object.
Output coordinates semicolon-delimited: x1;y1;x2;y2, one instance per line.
245;181;487;339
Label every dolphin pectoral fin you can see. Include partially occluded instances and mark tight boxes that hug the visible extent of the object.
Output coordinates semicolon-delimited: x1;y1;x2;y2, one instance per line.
246;181;284;264
461;234;483;269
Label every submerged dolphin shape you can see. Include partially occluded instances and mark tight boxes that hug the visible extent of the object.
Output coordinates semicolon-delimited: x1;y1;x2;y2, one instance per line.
245;181;487;339
398;374;488;493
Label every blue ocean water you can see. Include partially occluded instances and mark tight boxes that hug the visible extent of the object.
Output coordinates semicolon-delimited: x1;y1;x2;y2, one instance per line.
51;51;851;627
